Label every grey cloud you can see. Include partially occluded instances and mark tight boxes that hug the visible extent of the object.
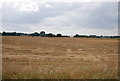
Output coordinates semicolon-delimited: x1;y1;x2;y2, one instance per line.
3;2;76;24
2;2;118;35
2;23;32;32
67;2;117;29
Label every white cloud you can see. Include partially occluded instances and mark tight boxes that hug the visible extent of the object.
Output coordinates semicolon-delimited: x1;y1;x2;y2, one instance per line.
15;2;39;12
45;4;52;8
1;0;119;4
1;1;118;35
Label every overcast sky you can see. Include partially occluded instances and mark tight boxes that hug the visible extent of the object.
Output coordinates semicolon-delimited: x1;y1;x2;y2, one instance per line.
1;0;118;36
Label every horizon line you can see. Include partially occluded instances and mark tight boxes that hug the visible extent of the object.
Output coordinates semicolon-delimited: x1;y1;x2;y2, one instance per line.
0;31;119;36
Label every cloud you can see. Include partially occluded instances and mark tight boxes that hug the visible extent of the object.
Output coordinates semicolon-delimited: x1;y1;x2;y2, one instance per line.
1;1;118;35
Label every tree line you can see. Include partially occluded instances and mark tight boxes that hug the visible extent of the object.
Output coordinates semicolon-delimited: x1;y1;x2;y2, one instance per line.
0;31;120;38
73;34;120;38
0;31;69;37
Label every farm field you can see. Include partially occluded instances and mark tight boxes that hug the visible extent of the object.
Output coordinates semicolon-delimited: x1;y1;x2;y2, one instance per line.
2;36;118;79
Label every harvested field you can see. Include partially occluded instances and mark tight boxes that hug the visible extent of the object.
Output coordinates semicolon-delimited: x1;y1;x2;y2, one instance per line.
2;36;118;79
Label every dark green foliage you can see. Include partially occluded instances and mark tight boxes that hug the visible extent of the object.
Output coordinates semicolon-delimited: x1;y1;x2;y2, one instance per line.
1;31;120;38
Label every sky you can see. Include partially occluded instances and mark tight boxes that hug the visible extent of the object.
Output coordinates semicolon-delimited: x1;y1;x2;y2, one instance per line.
1;0;119;36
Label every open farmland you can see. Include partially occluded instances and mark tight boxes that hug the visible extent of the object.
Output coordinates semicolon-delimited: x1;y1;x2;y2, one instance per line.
2;36;118;79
